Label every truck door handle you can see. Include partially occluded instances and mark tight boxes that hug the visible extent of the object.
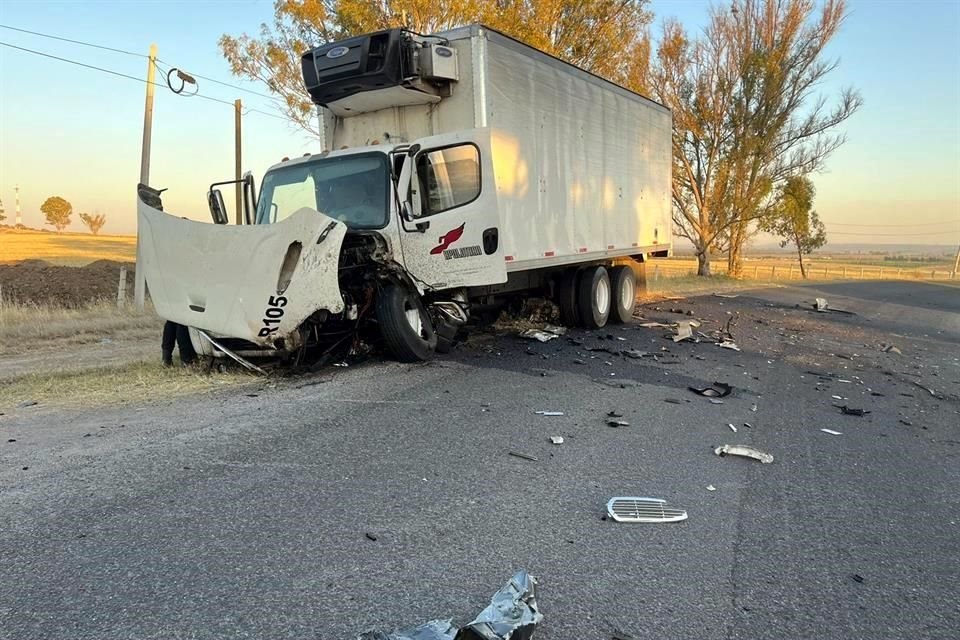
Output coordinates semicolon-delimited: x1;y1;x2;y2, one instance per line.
482;228;499;255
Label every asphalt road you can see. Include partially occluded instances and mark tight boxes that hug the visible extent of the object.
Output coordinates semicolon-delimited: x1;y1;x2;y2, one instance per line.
1;280;958;639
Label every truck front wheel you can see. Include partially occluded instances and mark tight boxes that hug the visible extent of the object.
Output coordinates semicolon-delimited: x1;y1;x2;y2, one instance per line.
577;266;611;329
376;283;437;362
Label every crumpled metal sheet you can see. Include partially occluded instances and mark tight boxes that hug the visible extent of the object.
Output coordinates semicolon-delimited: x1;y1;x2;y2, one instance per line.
457;571;542;640
357;572;542;640
358;619;457;640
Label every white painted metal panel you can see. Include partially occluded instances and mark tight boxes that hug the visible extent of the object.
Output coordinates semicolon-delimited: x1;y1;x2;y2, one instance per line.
482;34;672;268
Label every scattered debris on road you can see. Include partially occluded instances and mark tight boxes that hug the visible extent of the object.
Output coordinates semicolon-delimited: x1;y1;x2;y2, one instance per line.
717;341;741;351
714;444;774;464
672;320;701;342
365;532;378;541
508;451;538;462
607;410;624;418
706;485;717;491
814;298;829;312
606;419;629;428
606;497;688;523
849;573;865;584
820;429;843;436
688;382;733;398
549;436;564;445
358;571;543;640
837;405;870;417
519;325;567;343
727;423;738;433
882;344;902;355
535;411;564;416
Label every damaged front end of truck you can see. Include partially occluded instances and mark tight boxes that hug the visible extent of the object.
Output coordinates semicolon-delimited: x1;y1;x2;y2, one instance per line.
136;181;396;366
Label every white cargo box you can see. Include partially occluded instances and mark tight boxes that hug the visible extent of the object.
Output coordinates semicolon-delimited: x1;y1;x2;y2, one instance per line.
323;24;672;271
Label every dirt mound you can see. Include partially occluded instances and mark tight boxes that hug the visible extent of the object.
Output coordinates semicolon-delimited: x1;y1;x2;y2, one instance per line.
0;260;136;307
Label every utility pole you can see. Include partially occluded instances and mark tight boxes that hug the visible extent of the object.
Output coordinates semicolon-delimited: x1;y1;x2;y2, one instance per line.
134;43;158;310
235;99;243;225
953;242;960;279
14;184;22;226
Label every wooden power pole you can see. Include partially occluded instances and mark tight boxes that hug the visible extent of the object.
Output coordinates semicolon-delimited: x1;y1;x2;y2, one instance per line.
235;99;242;225
134;43;158;310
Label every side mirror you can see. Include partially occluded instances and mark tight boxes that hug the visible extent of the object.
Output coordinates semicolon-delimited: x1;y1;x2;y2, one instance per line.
401;200;415;222
242;173;257;225
207;189;229;225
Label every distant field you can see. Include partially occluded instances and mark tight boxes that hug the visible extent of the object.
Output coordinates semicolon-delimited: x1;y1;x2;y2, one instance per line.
0;228;136;266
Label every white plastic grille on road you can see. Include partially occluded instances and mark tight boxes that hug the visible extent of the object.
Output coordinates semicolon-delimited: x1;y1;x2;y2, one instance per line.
606;497;688;523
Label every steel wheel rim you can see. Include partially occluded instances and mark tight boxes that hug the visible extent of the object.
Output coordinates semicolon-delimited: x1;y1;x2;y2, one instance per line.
620;275;634;310
596;276;610;315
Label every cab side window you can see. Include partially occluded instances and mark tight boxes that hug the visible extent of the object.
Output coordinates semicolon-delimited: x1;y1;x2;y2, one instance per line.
416;144;481;216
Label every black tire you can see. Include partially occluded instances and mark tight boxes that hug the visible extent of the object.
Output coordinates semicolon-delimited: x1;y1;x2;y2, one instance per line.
609;265;637;324
576;266;611;329
376;283;437;362
556;269;581;327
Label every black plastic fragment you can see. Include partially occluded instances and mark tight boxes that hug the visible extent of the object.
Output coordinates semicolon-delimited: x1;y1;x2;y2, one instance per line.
687;382;732;398
838;405;870;416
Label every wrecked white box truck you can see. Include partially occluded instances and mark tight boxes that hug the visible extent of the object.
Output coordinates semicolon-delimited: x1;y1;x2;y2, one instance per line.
137;24;672;364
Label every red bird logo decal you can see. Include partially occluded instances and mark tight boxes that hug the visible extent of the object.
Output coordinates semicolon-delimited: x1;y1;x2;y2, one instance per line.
430;223;466;255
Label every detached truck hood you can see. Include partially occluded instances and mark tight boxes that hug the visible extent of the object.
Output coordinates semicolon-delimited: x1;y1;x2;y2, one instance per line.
137;195;347;348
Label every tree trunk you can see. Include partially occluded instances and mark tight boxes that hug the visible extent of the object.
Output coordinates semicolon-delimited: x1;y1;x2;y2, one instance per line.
797;246;807;279
727;221;747;278
697;250;712;276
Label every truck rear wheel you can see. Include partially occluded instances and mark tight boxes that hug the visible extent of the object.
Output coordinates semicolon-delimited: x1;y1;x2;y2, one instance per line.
376;283;437;362
609;265;637;323
556;269;581;327
577;266;611;329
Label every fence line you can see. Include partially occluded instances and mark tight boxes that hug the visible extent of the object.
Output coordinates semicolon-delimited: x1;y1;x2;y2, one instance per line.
650;261;958;282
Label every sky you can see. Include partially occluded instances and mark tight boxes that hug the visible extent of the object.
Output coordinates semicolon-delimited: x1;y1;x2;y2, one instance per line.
0;0;958;247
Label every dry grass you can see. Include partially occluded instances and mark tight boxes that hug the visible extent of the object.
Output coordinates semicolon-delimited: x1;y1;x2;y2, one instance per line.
0;228;136;265
0;299;163;355
0;359;256;409
642;273;774;300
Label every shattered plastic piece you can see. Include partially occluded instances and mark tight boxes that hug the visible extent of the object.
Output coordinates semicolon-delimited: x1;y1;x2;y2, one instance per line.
706;485;717;491
708;398;725;405
542;324;567;336
820;429;842;435
606;420;629;428
882;345;902;355
814;298;829;312
606;497;688;523
365;532;379;541
622;349;647;359
750;404;757;412
508;451;538;462
520;329;559;343
714;444;774;464
535;411;564;416
673;322;695;342
912;381;937;397
717;341;741;351
638;321;677;329
607;410;624;417
664;398;682;405
727;423;738;433
838;405;870;416
688;382;733;398
743;422;753;429
549;436;564;445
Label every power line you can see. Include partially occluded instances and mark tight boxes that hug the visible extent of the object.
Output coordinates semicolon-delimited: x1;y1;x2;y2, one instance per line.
0;23;146;58
0;40;161;86
0;23;277;101
823;220;958;227
826;230;960;237
0;41;287;120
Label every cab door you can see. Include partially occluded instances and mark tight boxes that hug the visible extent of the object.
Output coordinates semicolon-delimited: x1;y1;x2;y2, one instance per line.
396;128;506;290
